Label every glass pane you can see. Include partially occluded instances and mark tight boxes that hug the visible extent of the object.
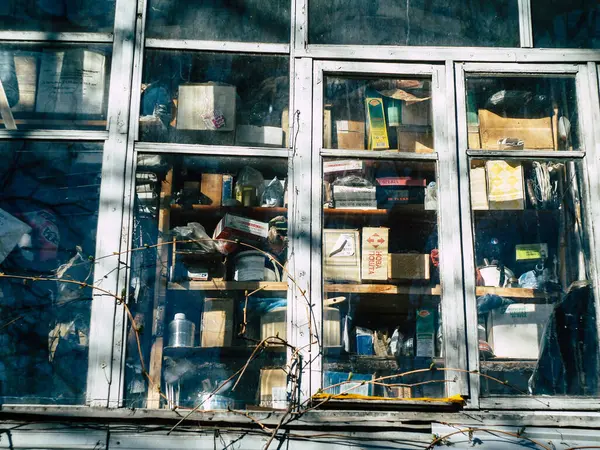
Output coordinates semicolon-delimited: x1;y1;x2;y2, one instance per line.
0;44;112;130
146;0;290;43
139;51;289;147
0;141;103;404
321;158;446;400
0;0;115;33
532;0;600;49
469;158;599;396
324;76;434;153
309;0;519;46
466;76;580;151
126;153;290;410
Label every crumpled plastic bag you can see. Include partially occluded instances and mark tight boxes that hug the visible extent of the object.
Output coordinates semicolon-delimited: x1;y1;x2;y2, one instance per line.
261;177;284;207
172;222;219;254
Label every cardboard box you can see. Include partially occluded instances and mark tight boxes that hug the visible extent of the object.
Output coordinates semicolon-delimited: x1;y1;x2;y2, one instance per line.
323;160;365;175
336;120;365;149
201;174;223;206
388;254;430;280
376;187;425;207
376;177;426;187
486;160;525;210
323;229;361;282
201;297;234;347
488;304;554;359
478;109;554;150
361;227;389;281
235;125;283;147
213;214;268;249
401;100;431;126
177;84;236;131
416;308;435;357
333;185;377;209
469;166;489;210
398;130;434;153
282;107;289;147
468;125;482;149
366;97;389;150
324;108;332;148
260;368;287;408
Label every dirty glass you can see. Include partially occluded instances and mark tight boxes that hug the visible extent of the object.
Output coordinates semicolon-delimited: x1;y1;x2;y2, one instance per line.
0;141;103;405
309;0;519;47
320;156;446;400
324;77;434;153
532;0;600;48
138;51;289;147
145;0;290;43
0;44;112;130
125;153;290;410
466;76;580;151
469;158;598;396
0;0;115;33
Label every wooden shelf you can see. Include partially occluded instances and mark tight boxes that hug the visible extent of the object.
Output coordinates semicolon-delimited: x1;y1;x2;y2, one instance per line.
172;204;287;216
325;283;441;296
168;281;288;291
324;205;434;216
476;286;560;299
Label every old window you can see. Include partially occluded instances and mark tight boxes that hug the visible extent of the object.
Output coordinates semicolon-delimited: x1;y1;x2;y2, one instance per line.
458;65;600;403
531;0;600;48
308;0;520;47
0;141;104;404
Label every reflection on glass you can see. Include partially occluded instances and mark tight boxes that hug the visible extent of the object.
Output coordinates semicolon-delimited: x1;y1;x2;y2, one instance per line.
139;51;289;147
324;77;433;153
309;0;519;46
126;154;289;409
470;158;598;396
0;0;116;32
0;141;103;404
466;76;579;151
146;0;290;43
321;158;446;399
532;0;600;48
0;45;112;130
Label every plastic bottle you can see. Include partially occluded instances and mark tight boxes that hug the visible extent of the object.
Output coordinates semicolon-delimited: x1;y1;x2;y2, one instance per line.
168;313;195;348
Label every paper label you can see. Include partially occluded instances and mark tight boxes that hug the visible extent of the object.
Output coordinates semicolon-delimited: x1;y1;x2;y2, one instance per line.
329;233;355;257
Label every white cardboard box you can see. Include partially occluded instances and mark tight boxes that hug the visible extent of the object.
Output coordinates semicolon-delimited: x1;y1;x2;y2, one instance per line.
177;84;236;131
361;227;389;281
235;125;283;147
323;229;360;282
488;303;554;359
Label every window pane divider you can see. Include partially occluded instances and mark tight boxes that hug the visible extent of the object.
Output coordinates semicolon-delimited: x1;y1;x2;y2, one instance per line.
320;149;438;161
0;130;109;140
145;38;289;54
298;46;600;63
518;0;534;48
466;150;585;159
135;142;289;158
0;31;113;43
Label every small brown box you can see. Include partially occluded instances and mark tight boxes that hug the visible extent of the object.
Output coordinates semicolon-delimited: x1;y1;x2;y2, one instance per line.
201;297;234;348
398;129;434;153
388;254;430;280
201;174;223;206
478;109;554;150
336;120;366;149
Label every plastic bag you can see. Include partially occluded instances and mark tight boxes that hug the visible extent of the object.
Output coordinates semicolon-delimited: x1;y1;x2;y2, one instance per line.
172;222;219;254
331;175;373;187
234;167;264;207
261;177;284;207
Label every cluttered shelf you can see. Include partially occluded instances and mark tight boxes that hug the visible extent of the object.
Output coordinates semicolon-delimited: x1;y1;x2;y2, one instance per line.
326;283;441;296
171;204;287;218
324;355;444;373
163;345;286;360
324;204;434;216
168;281;288;291
476;286;560;300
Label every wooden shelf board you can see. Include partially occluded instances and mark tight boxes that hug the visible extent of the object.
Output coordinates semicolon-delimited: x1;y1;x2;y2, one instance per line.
172;204;287;215
325;283;441;296
168;281;288;291
476;286;559;299
324;205;433;216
